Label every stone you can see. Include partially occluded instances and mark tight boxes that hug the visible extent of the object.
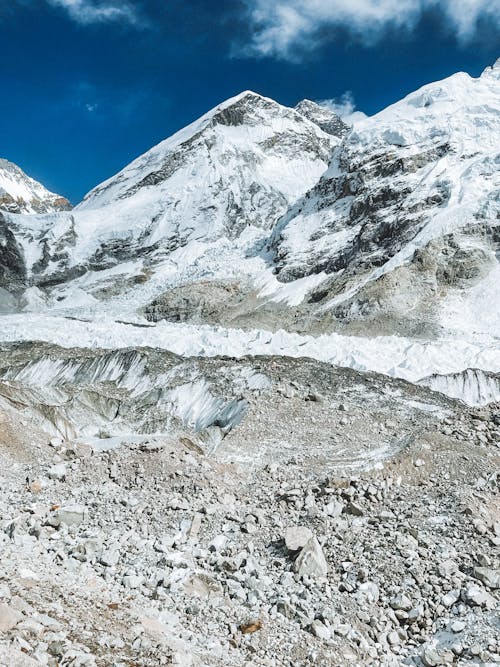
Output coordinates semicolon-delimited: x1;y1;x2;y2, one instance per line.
0;603;22;631
387;631;400;645
284;526;313;551
473;566;500;589
390;593;412;611
29;480;43;493
422;645;454;666
188;513;202;538
184;573;222;598
99;549;120;567
437;559;458;578
442;589;460;607
122;574;144;589
345;502;364;517
48;463;67;481
324;500;344;517
357;582;379;603
209;534;227;552
55;504;87;527
310;619;331;640
450;620;465;633
407;605;423;622
463;583;496;608
294;537;328;578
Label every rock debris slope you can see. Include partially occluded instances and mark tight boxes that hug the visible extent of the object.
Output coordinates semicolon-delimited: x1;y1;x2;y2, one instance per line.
0;62;499;666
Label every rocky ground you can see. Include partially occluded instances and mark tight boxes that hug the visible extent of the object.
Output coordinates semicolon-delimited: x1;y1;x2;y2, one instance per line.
0;347;498;666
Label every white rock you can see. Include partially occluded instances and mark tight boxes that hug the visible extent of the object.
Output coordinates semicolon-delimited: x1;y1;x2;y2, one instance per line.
422;645;454;666
473;566;500;589
442;589;460;607
123;574;144;589
324;500;344;517
0;603;22;631
357;582;379;603
56;504;88;526
294;537;328;578
209;534;227;552
463;583;496;608
284;526;313;551
390;593;412;611
310;619;331;640
451;620;466;633
100;549;120;567
438;559;458;578
48;463;67;481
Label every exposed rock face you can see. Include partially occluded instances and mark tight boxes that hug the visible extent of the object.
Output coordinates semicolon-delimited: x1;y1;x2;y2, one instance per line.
271;66;500;337
0;213;26;290
294;99;350;138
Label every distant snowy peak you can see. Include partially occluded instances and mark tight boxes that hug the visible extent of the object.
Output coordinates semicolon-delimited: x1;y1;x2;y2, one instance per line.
0;159;71;214
294;100;350;137
483;56;500;77
78;90;337;211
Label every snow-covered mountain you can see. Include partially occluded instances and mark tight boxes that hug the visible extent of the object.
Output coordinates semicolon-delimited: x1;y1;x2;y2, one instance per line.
0;158;71;214
271;59;500;338
0;91;337;300
0;62;499;405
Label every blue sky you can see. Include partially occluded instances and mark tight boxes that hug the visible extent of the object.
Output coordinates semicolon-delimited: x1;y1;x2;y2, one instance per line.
1;0;498;203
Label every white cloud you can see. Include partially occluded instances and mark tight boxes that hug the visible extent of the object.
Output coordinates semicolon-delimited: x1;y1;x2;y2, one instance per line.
243;0;500;59
317;92;356;118
317;92;368;126
46;0;139;25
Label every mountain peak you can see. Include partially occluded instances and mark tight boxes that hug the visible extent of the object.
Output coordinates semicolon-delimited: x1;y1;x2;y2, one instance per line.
0;158;71;214
210;90;284;127
294;99;350;137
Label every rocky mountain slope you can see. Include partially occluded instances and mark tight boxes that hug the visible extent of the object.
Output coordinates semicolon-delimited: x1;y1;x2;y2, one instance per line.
0;63;498;666
0;343;498;666
271;59;500;340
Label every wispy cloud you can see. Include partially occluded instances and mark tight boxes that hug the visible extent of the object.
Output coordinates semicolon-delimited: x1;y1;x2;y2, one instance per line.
242;0;500;59
44;0;140;26
316;92;368;126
